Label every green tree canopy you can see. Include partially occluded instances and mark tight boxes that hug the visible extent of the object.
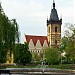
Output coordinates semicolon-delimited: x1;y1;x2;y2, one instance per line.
32;52;41;62
45;47;60;65
14;43;32;65
0;4;19;63
62;24;75;64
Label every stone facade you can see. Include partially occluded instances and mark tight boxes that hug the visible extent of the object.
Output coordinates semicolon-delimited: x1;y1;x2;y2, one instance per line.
47;24;61;47
25;35;48;54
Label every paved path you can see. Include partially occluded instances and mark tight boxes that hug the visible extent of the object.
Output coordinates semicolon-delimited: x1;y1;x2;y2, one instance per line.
0;68;75;75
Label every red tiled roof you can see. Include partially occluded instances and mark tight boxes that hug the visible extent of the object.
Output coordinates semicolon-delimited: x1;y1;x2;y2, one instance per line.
25;35;48;46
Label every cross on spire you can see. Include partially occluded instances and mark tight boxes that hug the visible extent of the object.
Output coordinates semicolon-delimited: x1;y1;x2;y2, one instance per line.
53;0;55;9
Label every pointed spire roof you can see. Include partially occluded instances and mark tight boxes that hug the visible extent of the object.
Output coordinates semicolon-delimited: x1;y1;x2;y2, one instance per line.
49;0;59;21
47;0;62;25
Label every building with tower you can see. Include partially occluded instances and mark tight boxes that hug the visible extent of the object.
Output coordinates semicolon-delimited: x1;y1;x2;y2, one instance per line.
47;0;62;48
25;0;62;55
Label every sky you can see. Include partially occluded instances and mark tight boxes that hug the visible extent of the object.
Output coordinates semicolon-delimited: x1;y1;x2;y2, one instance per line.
1;0;74;43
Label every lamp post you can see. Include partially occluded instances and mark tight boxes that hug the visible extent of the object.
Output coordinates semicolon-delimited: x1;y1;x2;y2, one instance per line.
60;52;66;69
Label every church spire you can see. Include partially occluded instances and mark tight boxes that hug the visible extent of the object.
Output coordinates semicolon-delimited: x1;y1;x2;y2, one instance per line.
53;0;55;9
47;0;62;25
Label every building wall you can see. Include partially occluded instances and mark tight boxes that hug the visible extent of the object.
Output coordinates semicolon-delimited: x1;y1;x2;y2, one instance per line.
47;24;61;47
29;39;48;54
29;39;35;52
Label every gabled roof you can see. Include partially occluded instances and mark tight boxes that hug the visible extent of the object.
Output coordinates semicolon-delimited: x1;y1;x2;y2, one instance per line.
25;35;48;46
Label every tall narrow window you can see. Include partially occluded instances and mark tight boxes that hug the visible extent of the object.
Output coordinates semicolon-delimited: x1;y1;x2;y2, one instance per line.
55;40;57;45
55;27;57;32
49;27;50;33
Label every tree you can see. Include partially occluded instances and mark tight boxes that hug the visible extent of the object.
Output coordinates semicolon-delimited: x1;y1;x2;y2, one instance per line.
61;37;69;51
32;53;41;62
14;43;32;65
0;3;19;63
45;47;60;65
62;24;75;64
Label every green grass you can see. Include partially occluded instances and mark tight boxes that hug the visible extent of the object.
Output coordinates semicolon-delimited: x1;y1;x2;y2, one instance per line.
6;64;75;70
48;64;73;70
7;65;37;68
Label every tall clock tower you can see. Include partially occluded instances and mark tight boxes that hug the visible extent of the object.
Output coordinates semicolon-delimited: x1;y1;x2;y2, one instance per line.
47;0;62;48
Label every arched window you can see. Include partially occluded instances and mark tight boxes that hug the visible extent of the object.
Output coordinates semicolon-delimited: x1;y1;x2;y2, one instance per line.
38;51;39;53
55;27;57;32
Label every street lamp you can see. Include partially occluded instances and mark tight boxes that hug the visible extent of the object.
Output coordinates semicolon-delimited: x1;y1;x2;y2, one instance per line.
60;52;66;69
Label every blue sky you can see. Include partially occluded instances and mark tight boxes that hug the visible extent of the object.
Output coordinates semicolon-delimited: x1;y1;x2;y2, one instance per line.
2;0;74;43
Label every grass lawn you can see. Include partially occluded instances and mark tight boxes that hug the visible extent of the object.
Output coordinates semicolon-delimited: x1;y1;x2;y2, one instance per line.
7;65;37;68
48;64;71;69
6;64;75;70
